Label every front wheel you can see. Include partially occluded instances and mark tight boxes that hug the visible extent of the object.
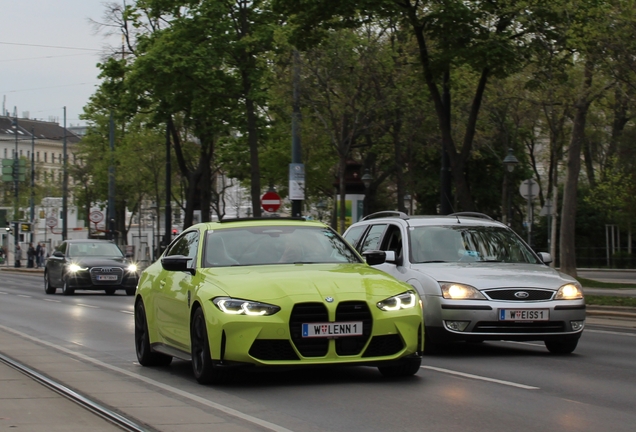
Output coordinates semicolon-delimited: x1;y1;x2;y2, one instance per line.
378;357;422;378
134;300;172;367
44;272;56;295
545;338;579;355
62;279;75;296
191;308;224;384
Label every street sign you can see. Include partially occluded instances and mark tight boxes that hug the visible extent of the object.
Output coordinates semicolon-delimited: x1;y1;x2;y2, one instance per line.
519;179;539;200
261;191;282;213
46;217;57;228
540;199;553;216
289;163;305;200
89;210;104;224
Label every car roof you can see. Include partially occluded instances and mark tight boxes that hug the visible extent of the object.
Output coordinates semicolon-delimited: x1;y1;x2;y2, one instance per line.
192;217;330;231
63;239;116;243
356;211;507;229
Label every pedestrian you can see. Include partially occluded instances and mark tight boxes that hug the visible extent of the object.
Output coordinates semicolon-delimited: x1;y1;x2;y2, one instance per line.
40;243;48;266
35;242;42;268
14;244;22;268
27;242;36;268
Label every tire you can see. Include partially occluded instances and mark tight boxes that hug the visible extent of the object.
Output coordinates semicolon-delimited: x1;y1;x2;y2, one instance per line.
105;288;116;295
545;338;579;355
44;272;56;295
126;288;136;296
378;357;422;378
423;330;443;355
134;300;172;367
62;279;75;296
191;307;224;384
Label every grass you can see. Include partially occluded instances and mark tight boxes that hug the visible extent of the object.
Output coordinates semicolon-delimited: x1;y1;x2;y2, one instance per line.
576;277;636;289
585;295;636;308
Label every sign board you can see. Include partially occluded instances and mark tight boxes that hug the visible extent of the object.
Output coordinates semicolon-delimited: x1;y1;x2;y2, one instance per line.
261;191;282;213
289;163;305;200
89;210;104;224
519;179;539;200
539;199;553;216
46;217;57;228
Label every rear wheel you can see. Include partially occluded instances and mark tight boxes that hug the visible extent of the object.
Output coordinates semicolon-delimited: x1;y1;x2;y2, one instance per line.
44;272;56;295
62;279;74;296
191;308;224;384
134;300;172;367
545;338;579;355
105;288;116;295
378;357;422;378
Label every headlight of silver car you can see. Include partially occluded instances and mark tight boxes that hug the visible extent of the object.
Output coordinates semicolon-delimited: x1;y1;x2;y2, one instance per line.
440;283;486;300
67;263;88;273
555;283;584;300
377;291;417;311
212;297;280;316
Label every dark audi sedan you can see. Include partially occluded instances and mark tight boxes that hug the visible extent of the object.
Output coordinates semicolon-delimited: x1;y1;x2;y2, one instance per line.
44;239;139;296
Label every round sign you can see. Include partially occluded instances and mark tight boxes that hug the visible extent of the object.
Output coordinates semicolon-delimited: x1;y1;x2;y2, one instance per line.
45;217;57;228
519;179;539;200
261;191;282;212
89;210;104;224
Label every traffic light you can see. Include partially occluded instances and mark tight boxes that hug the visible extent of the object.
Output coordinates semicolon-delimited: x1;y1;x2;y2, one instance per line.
172;228;178;237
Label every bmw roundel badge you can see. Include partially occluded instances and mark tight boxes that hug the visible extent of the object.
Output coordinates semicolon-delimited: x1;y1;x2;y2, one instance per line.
325;297;334;303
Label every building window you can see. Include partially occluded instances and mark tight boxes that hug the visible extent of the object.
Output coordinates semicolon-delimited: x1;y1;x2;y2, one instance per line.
44;153;47;162
60;153;63;164
37;152;40;161
3;148;6;158
52;154;56;163
20;150;23;157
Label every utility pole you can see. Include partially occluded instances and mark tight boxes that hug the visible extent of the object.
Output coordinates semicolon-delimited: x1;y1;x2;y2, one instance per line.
108;111;116;241
163;120;172;249
62;107;68;240
290;49;304;217
30;128;35;243
12;115;19;256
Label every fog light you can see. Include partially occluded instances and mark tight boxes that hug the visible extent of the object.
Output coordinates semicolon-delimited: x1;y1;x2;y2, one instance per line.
570;320;585;331
444;321;470;332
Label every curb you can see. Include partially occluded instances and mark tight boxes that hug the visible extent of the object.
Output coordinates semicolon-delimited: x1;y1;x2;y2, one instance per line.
586;305;636;320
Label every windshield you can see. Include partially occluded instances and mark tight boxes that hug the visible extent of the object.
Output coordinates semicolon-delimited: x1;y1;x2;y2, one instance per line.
68;242;124;258
409;225;540;264
203;225;361;267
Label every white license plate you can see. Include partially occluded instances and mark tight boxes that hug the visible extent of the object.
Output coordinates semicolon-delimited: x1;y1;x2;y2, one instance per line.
499;309;549;321
97;275;118;281
302;322;363;338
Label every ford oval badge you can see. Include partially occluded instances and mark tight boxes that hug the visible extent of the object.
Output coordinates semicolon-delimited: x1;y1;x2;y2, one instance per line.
514;291;530;299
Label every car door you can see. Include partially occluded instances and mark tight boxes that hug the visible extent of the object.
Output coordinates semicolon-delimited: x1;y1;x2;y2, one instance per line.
47;242;67;286
154;230;200;351
375;224;408;279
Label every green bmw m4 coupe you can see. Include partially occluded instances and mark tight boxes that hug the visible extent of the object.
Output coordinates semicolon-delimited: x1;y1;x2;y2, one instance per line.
135;218;424;384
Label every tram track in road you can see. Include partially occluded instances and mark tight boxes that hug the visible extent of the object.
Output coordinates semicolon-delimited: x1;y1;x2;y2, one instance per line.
0;351;150;432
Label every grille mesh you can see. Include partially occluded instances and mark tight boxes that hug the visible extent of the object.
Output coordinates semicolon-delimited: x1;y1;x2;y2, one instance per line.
484;289;554;301
289;303;329;357
89;267;124;285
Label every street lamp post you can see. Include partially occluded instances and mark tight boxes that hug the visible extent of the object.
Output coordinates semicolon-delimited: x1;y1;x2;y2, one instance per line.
11;118;19;261
316;200;326;222
502;148;519;226
361;169;373;217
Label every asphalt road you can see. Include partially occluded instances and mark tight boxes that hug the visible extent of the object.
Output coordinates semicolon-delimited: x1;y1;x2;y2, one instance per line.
1;272;636;432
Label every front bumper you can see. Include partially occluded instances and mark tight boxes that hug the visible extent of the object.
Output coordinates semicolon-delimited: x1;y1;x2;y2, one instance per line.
202;300;423;367
425;296;586;343
65;268;139;289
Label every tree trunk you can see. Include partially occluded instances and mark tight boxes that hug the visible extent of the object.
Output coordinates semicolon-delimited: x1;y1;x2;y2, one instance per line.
559;60;594;277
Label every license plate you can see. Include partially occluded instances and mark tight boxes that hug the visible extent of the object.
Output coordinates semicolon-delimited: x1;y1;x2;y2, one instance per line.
97;275;118;281
302;322;363;338
499;309;549;321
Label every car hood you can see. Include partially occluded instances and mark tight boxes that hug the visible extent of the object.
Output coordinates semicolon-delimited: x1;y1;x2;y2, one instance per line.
197;263;410;302
411;262;576;291
70;257;127;267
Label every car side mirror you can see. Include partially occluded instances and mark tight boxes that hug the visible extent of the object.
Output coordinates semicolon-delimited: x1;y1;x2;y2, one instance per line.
537;252;552;264
161;255;195;275
52;251;64;258
363;250;387;266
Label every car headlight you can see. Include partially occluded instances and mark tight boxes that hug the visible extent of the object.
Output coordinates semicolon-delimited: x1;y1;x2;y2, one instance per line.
67;263;88;273
440;283;486;300
212;297;280;316
126;263;138;273
377;291;417;311
555;283;583;300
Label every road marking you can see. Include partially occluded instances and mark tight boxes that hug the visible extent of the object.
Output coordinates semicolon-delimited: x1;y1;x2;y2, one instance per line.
0;324;294;432
76;303;99;309
43;299;61;303
421;365;540;390
120;310;133;315
587;329;636;337
17;295;32;298
0;292;7;295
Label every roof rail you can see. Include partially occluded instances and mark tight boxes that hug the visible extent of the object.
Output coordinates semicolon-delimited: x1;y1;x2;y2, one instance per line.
448;212;494;221
361;211;409;221
218;217;307;223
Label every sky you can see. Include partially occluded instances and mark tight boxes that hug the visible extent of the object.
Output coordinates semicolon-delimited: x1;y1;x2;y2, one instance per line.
0;0;118;126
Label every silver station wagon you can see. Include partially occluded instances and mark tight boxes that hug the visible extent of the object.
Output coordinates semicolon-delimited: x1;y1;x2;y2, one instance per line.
344;212;586;354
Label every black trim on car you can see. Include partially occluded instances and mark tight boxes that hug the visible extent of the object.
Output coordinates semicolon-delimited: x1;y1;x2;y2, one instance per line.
554;304;586;310
441;305;493;310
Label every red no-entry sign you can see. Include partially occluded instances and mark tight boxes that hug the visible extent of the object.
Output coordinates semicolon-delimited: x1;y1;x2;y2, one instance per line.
261;191;281;212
